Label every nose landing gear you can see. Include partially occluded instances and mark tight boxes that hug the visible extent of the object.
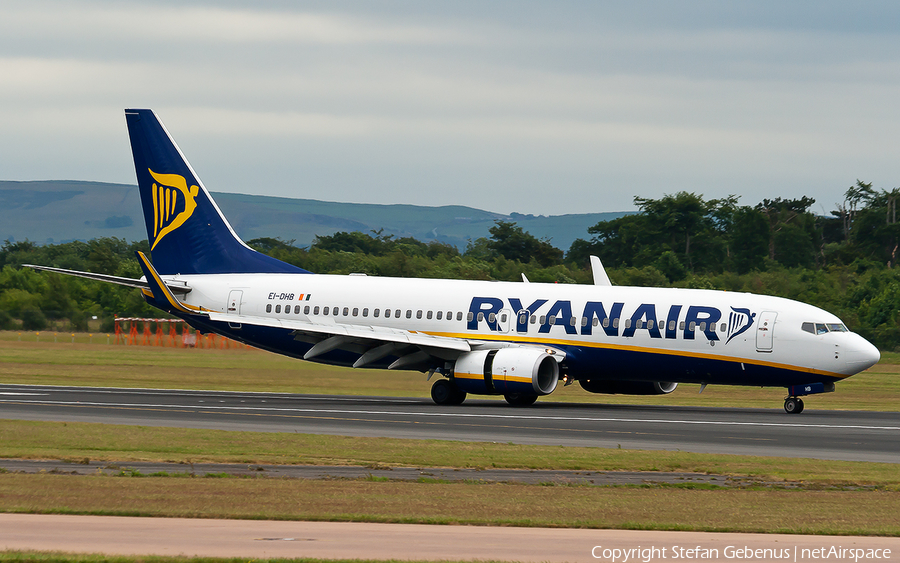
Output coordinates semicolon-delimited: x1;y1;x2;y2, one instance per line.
783;382;834;414
783;397;804;414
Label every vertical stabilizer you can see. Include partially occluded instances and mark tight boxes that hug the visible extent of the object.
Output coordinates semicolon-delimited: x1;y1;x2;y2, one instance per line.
124;109;309;275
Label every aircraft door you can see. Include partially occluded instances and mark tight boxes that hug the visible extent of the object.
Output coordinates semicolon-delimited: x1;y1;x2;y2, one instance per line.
756;311;776;351
497;309;512;333
227;290;243;314
226;290;243;329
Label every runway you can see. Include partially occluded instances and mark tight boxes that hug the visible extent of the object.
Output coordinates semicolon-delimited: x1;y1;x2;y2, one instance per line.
1;384;898;463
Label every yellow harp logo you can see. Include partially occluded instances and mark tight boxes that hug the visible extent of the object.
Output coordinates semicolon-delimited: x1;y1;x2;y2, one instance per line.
149;169;199;250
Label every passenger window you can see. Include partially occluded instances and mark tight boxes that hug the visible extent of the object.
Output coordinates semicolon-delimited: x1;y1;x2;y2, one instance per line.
669;320;676;331
362;308;368;317
689;321;696;331
396;309;402;318
500;313;507;322
816;323;828;335
406;310;412;319
295;305;302;314
530;315;536;324
720;323;726;333
612;318;619;329
427;311;433;320
304;306;310;314
447;311;453;320
647;319;655;329
457;312;463;321
352;307;358;316
437;311;443;320
699;322;706;331
519;314;527;324
540;315;546;325
478;312;485;322
488;313;496;323
333;307;339;316
266;304;272;313
275;305;282;314
374;308;380;317
549;315;556;325
601;318;607;328
467;312;474;322
342;307;349;316
680;321;685;330
323;306;329;315
624;319;631;329
314;306;320;315
416;310;422;319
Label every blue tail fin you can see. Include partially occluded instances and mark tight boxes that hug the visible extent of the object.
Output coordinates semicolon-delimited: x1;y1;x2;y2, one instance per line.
124;109;310;275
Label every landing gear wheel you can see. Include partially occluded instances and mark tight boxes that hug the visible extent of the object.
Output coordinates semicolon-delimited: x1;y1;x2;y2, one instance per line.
784;397;804;414
431;379;466;405
504;393;538;407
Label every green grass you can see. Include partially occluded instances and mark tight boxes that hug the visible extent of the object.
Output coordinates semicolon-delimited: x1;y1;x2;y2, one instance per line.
1;474;899;536
2;420;898;487
1;334;898;410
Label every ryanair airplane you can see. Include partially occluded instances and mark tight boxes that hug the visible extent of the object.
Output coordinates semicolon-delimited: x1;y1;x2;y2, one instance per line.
29;109;881;414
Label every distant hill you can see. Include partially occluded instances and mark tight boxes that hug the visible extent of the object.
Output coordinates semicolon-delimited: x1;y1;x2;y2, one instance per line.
0;180;627;251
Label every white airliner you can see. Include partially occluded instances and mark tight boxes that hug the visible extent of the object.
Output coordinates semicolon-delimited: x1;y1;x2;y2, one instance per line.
29;109;881;414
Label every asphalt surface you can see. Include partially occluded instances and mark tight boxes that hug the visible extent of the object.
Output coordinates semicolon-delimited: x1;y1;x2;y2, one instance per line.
1;384;898;463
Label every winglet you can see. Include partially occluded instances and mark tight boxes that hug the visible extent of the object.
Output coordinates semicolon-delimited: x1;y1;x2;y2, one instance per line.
590;255;612;286
135;251;207;316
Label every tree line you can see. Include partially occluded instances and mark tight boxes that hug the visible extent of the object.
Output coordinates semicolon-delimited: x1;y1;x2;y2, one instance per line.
1;181;899;349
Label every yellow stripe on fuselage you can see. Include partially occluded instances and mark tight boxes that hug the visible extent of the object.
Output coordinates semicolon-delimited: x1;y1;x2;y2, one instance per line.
423;330;848;379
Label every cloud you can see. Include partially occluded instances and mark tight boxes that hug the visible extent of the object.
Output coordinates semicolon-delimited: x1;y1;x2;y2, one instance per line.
1;1;899;214
0;3;473;46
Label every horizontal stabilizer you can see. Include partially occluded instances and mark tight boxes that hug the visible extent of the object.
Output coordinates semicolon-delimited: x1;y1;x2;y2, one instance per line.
24;264;191;294
135;251;206;315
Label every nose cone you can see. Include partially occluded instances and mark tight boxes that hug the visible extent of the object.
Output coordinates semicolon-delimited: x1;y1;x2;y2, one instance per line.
846;334;881;374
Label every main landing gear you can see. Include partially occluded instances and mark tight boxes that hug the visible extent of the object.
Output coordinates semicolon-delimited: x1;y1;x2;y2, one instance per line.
431;379;466;405
504;393;538;406
784;397;804;414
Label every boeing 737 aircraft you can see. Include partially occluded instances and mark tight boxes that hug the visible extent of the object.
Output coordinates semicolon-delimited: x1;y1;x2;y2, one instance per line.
29;109;881;414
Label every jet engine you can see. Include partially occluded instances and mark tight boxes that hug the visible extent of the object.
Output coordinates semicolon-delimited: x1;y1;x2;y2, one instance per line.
452;348;559;396
579;379;677;395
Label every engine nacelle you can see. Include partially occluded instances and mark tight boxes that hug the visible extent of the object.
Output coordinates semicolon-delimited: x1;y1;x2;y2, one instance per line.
452;348;559;396
579;379;677;395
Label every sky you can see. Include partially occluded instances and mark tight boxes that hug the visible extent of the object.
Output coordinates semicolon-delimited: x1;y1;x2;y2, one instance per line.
2;1;899;216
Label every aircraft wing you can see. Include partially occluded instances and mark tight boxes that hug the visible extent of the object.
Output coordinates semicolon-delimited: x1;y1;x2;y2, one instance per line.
207;311;475;369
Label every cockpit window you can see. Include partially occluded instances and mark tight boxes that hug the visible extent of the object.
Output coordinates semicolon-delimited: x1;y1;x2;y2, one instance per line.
803;322;849;335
